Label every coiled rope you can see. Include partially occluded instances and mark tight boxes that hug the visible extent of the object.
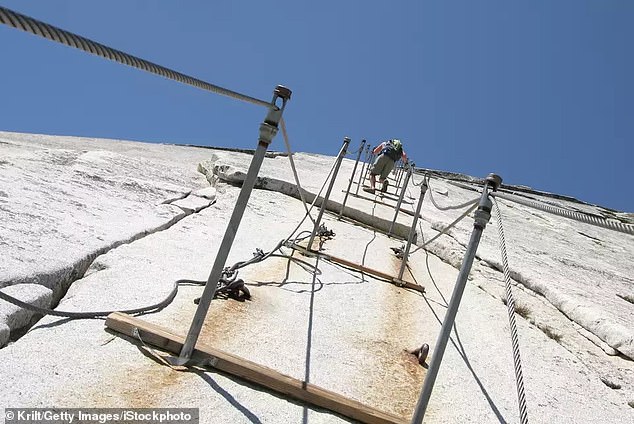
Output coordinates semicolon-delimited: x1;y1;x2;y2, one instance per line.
0;6;273;109
492;191;634;236
492;197;530;424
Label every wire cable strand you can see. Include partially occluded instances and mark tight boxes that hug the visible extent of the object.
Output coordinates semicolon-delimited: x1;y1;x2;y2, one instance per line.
280;117;315;224
0;280;179;319
492;197;530;424
427;179;480;211
409;201;479;255
0;6;273;109
492;191;634;236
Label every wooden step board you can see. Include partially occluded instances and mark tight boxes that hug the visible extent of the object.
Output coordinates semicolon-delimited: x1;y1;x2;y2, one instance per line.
105;312;408;424
290;245;425;295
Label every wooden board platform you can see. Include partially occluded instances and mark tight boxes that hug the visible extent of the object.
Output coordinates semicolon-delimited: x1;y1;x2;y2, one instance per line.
289;245;425;294
105;312;408;424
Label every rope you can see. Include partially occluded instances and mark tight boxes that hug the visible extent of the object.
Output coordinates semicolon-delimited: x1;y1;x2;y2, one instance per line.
427;179;480;211
409;201;479;255
0;6;273;109
280;117;315;224
492;197;530;424
492;191;634;236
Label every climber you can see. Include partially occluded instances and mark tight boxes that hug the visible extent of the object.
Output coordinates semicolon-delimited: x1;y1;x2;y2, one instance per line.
364;139;408;194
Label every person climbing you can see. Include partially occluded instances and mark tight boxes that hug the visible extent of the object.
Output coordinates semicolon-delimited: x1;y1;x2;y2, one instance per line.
364;139;408;194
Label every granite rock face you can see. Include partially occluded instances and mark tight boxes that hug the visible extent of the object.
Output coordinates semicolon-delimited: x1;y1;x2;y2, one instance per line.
0;131;633;422
0;132;214;338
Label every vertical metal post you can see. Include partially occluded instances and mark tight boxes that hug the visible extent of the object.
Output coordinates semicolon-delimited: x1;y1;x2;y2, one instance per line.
339;139;366;218
355;145;371;195
396;175;427;280
396;160;405;189
410;174;502;424
388;164;413;235
176;86;292;365
400;162;412;194
307;136;351;250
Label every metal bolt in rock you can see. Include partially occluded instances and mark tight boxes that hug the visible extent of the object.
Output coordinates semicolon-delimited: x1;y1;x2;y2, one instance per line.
410;173;502;424
388;163;413;235
177;85;292;365
339;139;366;218
307;136;351;250
397;174;427;281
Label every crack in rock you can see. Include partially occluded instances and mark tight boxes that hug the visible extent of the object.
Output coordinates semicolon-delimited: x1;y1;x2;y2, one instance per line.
0;195;216;348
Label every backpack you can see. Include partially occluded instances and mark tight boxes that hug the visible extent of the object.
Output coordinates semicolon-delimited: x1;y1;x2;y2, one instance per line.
381;140;403;161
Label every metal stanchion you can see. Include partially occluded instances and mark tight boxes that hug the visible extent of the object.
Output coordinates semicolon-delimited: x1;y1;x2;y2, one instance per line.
175;86;292;365
397;160;407;189
410;174;502;424
355;145;372;195
307;136;351;250
339;139;366;218
388;164;413;235
396;174;427;280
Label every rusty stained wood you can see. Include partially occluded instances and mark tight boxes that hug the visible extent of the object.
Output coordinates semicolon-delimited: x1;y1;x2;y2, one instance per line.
105;312;408;424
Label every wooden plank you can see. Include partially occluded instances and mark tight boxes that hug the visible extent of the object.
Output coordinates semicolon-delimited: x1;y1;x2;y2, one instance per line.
290;245;425;294
343;190;417;210
106;312;408;424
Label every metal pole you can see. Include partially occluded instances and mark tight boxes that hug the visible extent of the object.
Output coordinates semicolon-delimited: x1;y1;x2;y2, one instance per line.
396;160;405;189
396;175;427;279
176;86;292;365
410;173;502;424
355;145;371;195
307;136;351;250
339;139;366;218
395;161;405;191
388;164;413;235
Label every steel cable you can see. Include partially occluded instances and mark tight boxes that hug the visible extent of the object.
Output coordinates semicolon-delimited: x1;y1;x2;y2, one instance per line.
446;179;634;237
427;179;480;211
492;197;530;424
280;117;315;225
409;201;479;255
0;280;180;319
0;6;273;109
492;191;634;236
281;143;347;244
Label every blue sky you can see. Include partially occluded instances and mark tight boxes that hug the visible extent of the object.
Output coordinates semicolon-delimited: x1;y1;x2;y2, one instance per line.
1;1;632;212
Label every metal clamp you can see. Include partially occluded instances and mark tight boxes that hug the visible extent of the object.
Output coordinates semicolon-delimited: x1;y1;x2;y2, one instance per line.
259;85;292;146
